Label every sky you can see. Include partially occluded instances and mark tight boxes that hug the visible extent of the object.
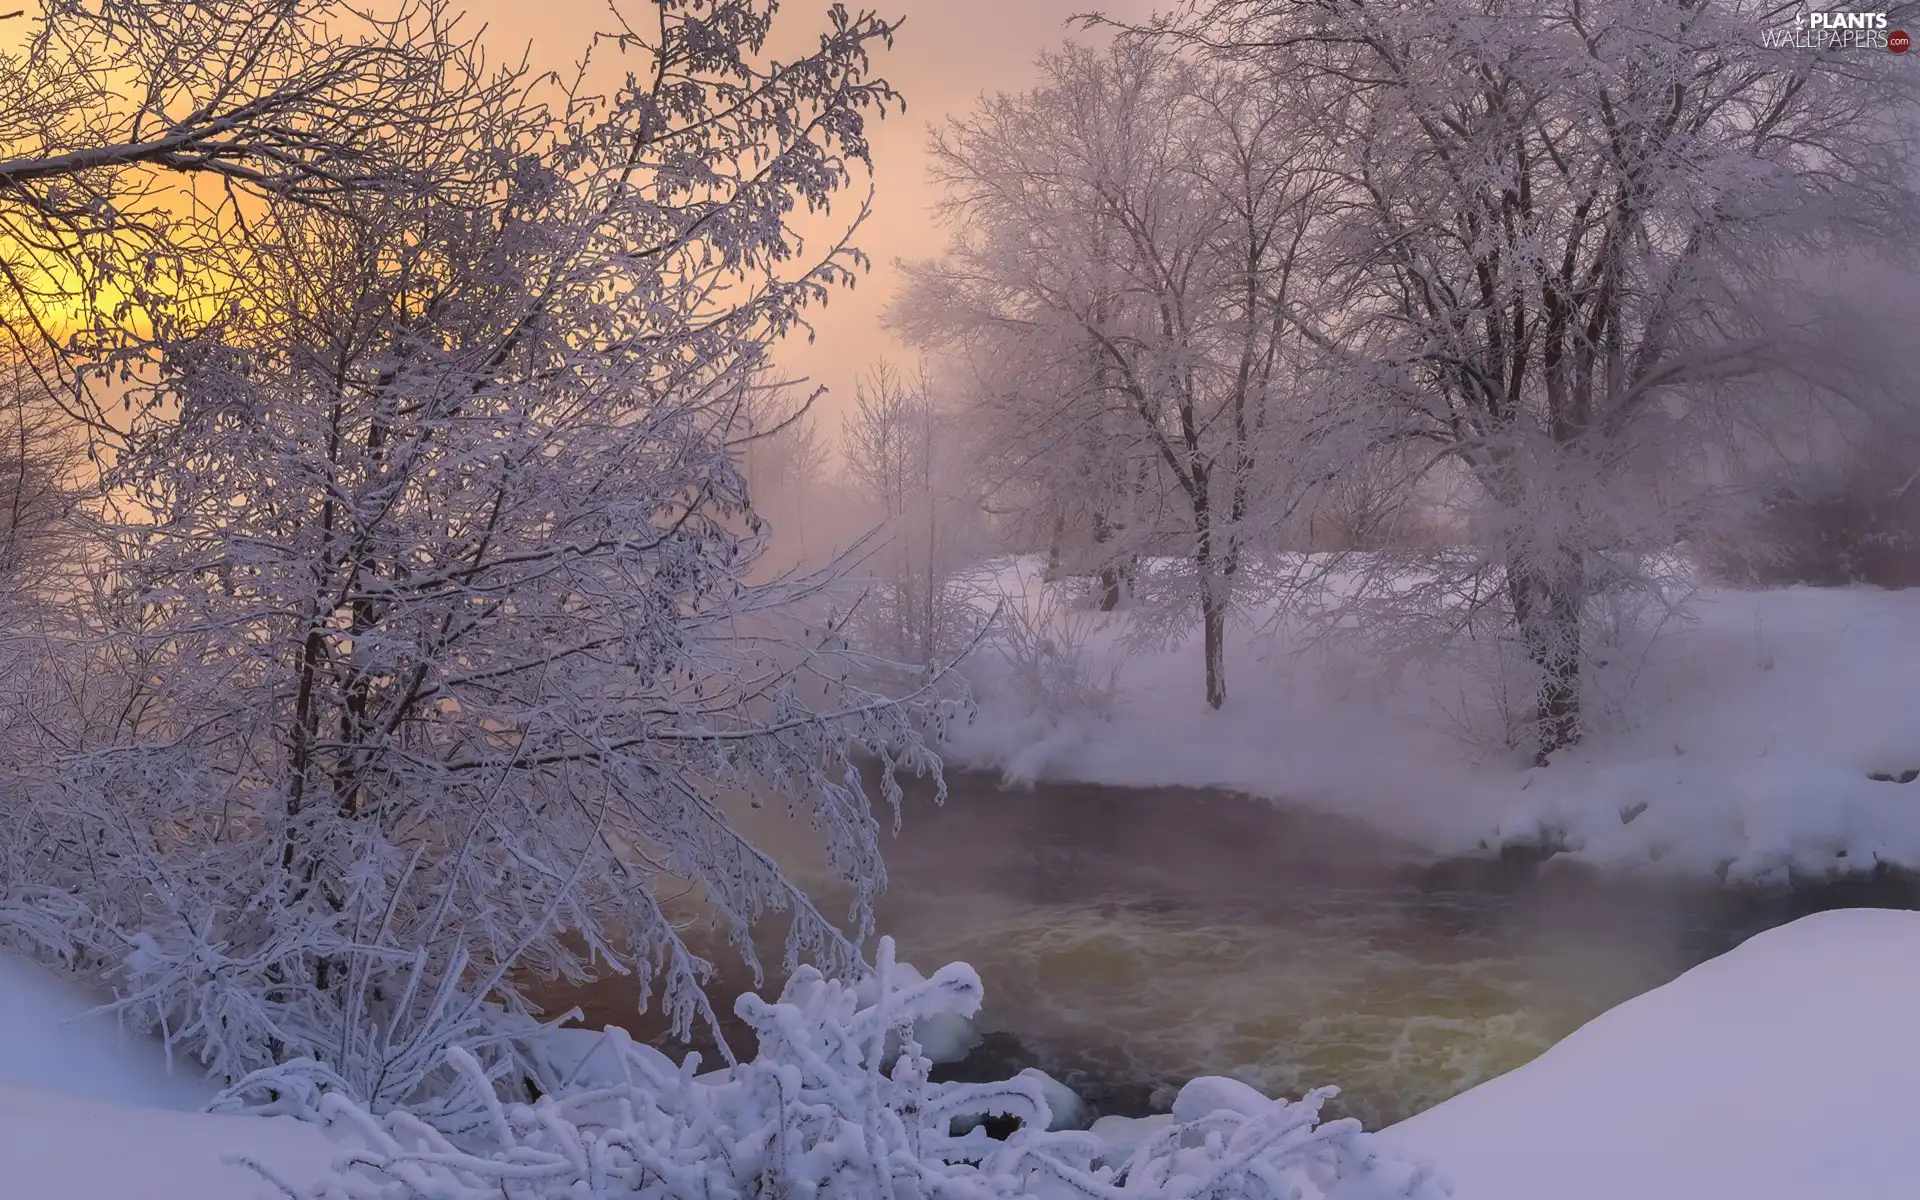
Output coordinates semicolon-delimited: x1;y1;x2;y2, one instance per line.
470;0;1156;444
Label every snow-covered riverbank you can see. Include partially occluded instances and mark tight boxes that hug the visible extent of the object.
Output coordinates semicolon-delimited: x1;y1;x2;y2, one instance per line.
1380;907;1920;1200
3;908;1916;1198
950;558;1920;883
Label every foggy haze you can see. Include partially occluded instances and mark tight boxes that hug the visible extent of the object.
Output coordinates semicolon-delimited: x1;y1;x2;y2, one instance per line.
472;0;1157;444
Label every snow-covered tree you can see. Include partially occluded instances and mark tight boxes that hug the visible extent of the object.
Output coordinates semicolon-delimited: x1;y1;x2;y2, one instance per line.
895;40;1344;708
0;0;494;381
0;0;952;1109
1117;0;1920;755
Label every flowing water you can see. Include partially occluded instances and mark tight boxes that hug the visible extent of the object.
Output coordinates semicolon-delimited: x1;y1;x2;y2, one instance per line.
550;773;1920;1129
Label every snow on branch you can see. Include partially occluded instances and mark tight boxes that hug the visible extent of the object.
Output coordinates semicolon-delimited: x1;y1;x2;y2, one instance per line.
229;938;1447;1200
0;0;951;1116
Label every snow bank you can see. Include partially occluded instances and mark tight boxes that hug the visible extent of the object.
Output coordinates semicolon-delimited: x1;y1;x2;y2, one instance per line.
0;1084;341;1200
0;951;344;1200
951;558;1503;849
1380;907;1920;1200
0;952;215;1110
953;558;1920;879
1489;586;1920;881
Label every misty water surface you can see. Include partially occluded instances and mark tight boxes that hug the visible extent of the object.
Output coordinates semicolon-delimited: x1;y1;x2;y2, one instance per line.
548;774;1920;1128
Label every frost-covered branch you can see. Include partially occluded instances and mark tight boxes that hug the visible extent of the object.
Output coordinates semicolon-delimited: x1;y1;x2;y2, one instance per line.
227;939;1449;1200
0;0;945;1113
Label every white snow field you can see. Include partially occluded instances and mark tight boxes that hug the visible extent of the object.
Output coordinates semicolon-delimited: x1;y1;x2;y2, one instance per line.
0;952;215;1111
1379;907;1920;1200
0;954;340;1200
953;557;1920;880
0;1086;341;1200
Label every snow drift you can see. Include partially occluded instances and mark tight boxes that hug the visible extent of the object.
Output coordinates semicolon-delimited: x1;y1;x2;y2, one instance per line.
1381;907;1920;1200
0;951;214;1111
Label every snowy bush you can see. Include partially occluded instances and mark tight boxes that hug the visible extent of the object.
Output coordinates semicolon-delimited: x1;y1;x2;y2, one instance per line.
229;938;1446;1200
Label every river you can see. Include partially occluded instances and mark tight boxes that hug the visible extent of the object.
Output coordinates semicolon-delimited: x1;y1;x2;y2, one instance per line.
547;772;1920;1128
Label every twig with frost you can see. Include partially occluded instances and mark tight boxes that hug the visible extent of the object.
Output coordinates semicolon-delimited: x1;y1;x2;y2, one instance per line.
229;937;1449;1200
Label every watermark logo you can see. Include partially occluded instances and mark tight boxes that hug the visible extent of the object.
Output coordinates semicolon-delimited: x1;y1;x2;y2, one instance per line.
1807;9;1888;27
1761;9;1908;49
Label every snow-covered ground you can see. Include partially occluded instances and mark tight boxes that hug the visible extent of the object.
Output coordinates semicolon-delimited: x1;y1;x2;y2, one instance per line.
6;910;1915;1198
0;1087;340;1200
950;557;1920;881
0;953;215;1111
1379;907;1920;1200
0;954;340;1200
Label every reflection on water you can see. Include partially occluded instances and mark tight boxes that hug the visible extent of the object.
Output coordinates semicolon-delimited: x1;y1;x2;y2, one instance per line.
547;773;1920;1128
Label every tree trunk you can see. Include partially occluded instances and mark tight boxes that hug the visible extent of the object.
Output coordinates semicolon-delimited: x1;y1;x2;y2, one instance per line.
1192;470;1226;709
1508;549;1583;764
1201;589;1226;710
1092;508;1122;611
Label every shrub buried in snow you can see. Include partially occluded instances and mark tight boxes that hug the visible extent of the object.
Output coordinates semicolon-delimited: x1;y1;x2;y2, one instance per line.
224;939;1448;1200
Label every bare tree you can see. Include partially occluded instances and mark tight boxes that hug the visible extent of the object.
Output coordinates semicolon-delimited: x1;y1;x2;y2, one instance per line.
0;353;79;600
844;361;932;526
736;387;832;572
840;360;985;668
